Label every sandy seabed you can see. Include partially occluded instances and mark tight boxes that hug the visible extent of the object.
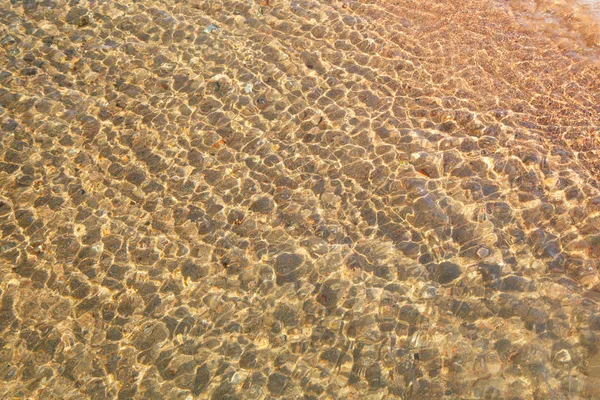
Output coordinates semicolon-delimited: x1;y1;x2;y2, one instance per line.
1;0;600;398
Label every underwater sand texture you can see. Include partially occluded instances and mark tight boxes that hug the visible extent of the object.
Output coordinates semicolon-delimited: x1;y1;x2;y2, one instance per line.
1;0;600;398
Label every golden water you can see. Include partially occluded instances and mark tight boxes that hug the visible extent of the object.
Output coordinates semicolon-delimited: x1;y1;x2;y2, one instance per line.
0;0;599;398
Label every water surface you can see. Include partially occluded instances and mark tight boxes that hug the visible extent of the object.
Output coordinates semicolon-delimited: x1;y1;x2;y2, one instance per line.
0;0;599;398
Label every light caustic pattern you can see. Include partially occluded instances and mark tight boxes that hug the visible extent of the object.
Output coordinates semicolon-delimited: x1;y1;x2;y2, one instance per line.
0;0;599;398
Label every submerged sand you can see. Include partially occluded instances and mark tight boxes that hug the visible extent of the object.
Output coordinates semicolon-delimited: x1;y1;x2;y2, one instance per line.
0;0;600;398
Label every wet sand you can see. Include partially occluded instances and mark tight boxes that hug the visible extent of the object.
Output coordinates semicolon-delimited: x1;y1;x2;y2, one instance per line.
0;0;599;398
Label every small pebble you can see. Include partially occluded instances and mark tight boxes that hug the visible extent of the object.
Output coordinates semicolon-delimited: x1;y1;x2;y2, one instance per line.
204;24;219;34
477;247;490;258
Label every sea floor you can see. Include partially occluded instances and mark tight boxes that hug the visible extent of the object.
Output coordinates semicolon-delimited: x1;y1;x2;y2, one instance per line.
1;0;600;398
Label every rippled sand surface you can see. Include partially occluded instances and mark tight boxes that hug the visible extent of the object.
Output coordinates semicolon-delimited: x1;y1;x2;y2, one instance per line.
1;0;600;398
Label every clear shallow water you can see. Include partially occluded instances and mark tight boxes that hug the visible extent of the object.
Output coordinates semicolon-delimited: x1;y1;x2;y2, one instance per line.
507;0;600;52
579;0;600;18
0;0;599;399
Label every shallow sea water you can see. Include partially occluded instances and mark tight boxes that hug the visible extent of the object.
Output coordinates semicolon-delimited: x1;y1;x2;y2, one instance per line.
0;0;599;398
